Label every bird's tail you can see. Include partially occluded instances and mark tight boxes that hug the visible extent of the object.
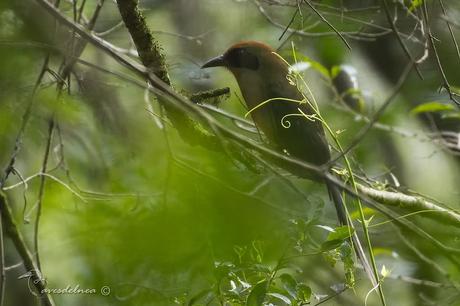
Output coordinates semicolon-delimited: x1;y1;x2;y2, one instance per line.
326;179;378;287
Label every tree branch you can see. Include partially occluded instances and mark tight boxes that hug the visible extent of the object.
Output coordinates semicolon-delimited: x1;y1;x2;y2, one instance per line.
190;87;230;104
0;193;55;306
357;184;460;225
116;0;223;150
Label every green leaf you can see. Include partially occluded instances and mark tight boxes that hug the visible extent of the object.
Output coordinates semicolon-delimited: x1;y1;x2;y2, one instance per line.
267;292;292;304
279;274;298;299
408;0;423;12
441;112;460;120
321;239;344;251
350;207;375;220
326;226;355;242
251;264;272;274
340;243;355;288
295;53;330;79
296;284;312;303
321;226;355;251
381;265;391;278
410;102;454;115
323;249;339;266
246;281;268;306
316;224;335;232
330;65;342;79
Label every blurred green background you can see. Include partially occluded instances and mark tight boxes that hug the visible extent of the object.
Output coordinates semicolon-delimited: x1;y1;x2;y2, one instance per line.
1;0;460;305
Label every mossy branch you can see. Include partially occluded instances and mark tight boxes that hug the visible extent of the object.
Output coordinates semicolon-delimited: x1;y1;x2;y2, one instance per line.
190;87;230;104
357;184;460;225
0;193;55;306
116;0;221;149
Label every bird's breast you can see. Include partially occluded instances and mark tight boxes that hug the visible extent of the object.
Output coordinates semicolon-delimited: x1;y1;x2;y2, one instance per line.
234;70;331;168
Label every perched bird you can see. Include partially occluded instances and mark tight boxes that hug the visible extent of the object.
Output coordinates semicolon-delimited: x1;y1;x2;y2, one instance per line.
203;41;330;179
202;41;377;285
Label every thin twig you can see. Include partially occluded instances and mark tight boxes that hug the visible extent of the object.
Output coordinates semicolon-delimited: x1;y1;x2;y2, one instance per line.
33;120;55;272
302;0;351;50
261;0;381;13
380;0;423;78
321;11;423;44
278;5;300;40
77;0;87;23
95;20;124;36
0;57;50;188
437;0;460;65
396;229;455;286
254;0;389;41
2;172;86;202
314;285;348;305
327;62;413;166
421;0;460;106
441;15;460;29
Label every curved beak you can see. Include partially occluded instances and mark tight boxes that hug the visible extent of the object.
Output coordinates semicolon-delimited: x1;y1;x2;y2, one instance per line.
201;55;225;69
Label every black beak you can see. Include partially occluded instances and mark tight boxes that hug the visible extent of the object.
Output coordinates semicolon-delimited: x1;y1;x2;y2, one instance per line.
201;55;225;69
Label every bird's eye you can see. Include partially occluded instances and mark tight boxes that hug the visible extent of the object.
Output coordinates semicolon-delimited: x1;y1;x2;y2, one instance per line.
227;48;259;70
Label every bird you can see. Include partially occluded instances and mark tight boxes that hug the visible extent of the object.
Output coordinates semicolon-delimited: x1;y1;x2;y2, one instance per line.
201;40;377;286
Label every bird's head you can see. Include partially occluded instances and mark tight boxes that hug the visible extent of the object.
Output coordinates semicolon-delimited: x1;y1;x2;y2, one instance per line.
201;41;288;80
201;41;292;110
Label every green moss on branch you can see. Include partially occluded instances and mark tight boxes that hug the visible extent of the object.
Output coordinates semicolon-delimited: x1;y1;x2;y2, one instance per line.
0;193;55;306
116;0;221;149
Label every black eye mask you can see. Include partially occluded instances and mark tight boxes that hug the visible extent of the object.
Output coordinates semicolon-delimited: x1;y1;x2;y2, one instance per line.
226;48;260;70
